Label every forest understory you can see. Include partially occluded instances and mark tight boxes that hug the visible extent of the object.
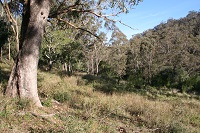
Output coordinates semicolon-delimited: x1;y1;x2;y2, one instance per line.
0;61;200;133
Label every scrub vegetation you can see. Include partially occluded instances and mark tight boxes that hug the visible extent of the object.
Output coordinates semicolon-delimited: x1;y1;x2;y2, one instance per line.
0;62;200;132
0;0;200;132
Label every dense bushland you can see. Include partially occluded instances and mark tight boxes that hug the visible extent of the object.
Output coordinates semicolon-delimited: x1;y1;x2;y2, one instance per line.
1;9;200;94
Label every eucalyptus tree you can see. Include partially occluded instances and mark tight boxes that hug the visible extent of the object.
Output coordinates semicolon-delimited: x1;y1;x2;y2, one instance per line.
0;0;21;52
1;0;142;106
128;11;200;90
58;41;84;76
0;15;13;60
41;19;79;71
84;32;107;75
154;14;200;77
127;32;156;87
109;26;129;46
106;27;129;82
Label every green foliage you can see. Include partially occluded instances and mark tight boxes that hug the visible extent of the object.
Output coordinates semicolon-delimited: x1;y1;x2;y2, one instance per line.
41;98;52;107
168;122;185;133
0;62;11;92
151;68;177;88
0;17;13;47
53;92;72;103
126;71;145;90
16;99;31;110
40;24;85;74
0;104;11;119
185;75;200;93
127;10;200;93
7;0;23;16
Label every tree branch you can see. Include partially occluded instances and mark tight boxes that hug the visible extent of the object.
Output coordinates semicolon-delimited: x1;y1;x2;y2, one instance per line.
49;1;84;18
77;10;136;29
48;2;136;40
66;9;136;30
57;17;100;40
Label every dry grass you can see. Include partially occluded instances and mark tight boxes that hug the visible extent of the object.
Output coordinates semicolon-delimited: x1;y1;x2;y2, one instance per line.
0;62;200;132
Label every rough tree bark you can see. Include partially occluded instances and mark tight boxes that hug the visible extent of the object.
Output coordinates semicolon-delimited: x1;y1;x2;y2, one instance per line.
5;0;50;107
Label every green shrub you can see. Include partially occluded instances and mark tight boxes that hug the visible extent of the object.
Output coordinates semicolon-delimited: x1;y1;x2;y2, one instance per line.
0;105;10;119
53;92;71;103
16;99;31;110
168;122;185;133
191;75;200;93
41;98;52;107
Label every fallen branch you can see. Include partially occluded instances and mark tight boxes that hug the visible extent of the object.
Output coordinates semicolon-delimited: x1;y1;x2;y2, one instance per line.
30;112;57;124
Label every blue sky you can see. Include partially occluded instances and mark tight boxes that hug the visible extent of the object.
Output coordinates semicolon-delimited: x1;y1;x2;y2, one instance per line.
114;0;200;39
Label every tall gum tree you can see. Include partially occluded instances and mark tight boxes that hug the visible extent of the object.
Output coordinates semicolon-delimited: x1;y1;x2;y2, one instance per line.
6;0;50;107
3;0;141;107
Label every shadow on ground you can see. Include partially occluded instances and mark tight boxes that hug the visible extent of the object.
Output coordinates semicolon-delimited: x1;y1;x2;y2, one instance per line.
81;74;127;94
0;65;10;93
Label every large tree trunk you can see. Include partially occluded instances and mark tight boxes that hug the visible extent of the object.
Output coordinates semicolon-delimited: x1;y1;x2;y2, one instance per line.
5;0;50;107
